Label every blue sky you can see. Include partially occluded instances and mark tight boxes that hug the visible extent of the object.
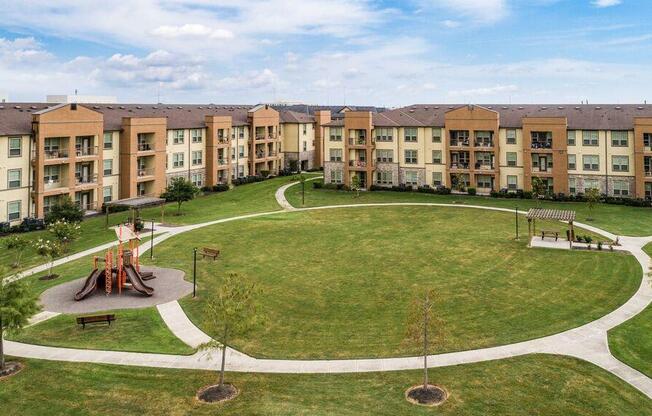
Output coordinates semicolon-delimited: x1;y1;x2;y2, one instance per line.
0;0;651;106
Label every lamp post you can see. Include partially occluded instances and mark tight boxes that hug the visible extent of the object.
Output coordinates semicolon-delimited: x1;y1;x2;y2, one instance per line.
515;206;519;240
193;247;197;298
150;220;154;259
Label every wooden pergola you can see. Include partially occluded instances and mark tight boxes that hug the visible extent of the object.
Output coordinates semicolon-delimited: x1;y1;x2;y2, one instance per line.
104;196;166;229
526;208;576;247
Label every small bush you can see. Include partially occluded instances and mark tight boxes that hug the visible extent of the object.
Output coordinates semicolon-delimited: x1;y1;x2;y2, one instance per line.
312;181;323;189
260;170;270;178
212;184;230;192
467;187;477;196
45;196;83;224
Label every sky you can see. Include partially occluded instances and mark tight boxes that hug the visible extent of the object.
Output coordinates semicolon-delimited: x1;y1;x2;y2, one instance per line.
0;0;651;106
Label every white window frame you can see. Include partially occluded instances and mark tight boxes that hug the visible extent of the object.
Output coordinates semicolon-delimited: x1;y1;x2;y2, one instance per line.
582;130;599;146
192;150;203;166
583;155;599;171
404;149;418;164
7;169;21;189
7;200;21;221
173;130;185;145
612;155;629;172
103;159;113;176
8;137;21;157
173;152;185;168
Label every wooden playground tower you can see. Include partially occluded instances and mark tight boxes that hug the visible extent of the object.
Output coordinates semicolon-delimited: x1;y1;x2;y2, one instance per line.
94;224;142;295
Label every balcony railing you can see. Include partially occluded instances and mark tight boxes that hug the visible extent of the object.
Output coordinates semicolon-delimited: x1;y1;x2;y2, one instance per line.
75;174;98;185
76;201;97;211
474;141;494;148
645;171;652;177
44;179;64;190
450;162;470;169
268;151;277;157
348;137;368;146
217;137;229;144
218;159;227;166
44;149;69;159
138;168;155;177
531;141;552;149
449;140;470;147
475;164;494;170
138;142;153;151
349;160;368;168
76;146;98;157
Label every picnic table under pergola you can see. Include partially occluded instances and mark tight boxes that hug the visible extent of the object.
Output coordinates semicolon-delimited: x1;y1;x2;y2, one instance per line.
526;208;576;245
104;196;166;228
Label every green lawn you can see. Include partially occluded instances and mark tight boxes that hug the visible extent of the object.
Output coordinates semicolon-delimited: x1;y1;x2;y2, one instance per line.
644;242;652;257
608;303;652;378
9;307;194;355
1;354;650;415
286;181;652;237
146;206;640;359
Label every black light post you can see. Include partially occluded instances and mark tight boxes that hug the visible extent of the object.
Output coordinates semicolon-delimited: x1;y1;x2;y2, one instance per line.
515;206;519;240
301;179;305;206
193;247;197;298
150;220;154;259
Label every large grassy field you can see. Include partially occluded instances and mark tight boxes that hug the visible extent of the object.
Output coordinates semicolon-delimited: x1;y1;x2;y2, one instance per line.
1;354;650;415
286;181;652;237
9;307;194;355
608;303;652;378
146;206;640;359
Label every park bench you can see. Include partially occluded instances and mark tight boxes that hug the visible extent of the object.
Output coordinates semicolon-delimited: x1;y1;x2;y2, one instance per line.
76;314;116;329
200;247;220;260
541;230;559;241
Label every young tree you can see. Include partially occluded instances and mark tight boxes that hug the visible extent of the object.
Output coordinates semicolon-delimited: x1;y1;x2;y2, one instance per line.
531;177;546;207
0;278;40;372
161;177;200;215
585;188;601;221
45;196;83;223
350;175;361;198
404;289;440;389
33;239;62;279
452;173;466;192
47;220;81;252
294;173;307;206
2;236;29;268
199;273;263;390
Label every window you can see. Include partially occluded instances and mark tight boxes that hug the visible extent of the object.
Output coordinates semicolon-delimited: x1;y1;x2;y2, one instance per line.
405;171;418;185
432;172;442;187
191;173;203;187
375;128;393;142
7;169;21;189
582;130;599;146
506;152;517;167
8;137;21;157
302;124;307;135
531;131;552;149
404;149;418;164
103;159;113;176
567;130;576;146
7;201;21;221
191;129;202;143
231;148;236;160
506;129;517;145
103;132;113;149
612;155;629;172
329;127;342;141
329;149;343;162
432;128;442;143
103;186;112;203
376;171;393;185
173;130;184;145
44;165;60;183
476;175;492;189
583;155;599;171
173;152;184;168
192;150;203;166
238;145;245;157
645;133;652;149
376;149;393;163
568;154;576;170
330;169;343;184
584;178;600;192
611;131;628;147
475;131;493;147
404;128;417;142
613;180;629;197
303;141;307;152
569;178;576;194
507;175;517;190
450;130;469;146
432;150;442;164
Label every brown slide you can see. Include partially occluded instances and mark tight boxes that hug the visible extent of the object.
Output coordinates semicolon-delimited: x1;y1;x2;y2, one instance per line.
74;269;103;301
124;265;154;296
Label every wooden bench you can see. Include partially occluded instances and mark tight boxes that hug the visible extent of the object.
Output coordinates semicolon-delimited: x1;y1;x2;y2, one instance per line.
541;230;559;241
76;314;116;329
199;247;220;260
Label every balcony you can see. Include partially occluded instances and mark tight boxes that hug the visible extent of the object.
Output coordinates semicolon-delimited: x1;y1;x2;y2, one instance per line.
43;178;67;192
474;141;494;148
475;163;495;171
45;149;69;159
217;158;228;166
138;142;154;152
76;146;98;157
645;171;652;177
450;162;470;169
449;139;470;147
217;136;229;145
75;174;98;186
137;168;155;180
349;160;369;168
76;201;97;212
348;137;369;147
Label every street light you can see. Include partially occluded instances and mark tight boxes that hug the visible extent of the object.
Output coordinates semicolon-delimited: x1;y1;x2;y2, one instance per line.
150;220;154;259
193;247;197;298
515;206;519;240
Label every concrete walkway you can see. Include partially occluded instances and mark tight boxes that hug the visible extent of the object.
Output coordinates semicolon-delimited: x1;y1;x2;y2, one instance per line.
4;179;652;400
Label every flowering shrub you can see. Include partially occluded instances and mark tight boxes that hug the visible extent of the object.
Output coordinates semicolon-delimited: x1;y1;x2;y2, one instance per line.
33;239;62;278
2;235;29;268
47;220;81;251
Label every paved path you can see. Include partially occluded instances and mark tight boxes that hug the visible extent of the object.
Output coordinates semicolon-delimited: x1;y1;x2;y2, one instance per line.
4;179;652;400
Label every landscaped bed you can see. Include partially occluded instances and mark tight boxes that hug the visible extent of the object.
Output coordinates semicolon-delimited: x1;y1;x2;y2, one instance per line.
1;354;650;415
146;205;641;359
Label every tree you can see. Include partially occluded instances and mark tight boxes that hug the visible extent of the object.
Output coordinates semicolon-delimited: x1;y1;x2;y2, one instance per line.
33;239;62;279
585;188;601;221
531;177;546;207
161;177;200;215
294;173;307;206
451;173;466;192
404;289;440;389
45;196;83;223
2;236;29;268
199;273;263;389
47;220;81;252
0;278;40;371
350;175;361;198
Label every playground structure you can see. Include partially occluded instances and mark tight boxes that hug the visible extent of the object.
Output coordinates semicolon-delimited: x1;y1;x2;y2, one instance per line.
75;224;156;301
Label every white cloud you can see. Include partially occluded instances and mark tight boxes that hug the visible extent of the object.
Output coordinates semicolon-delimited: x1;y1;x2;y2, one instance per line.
449;84;518;97
0;37;54;63
592;0;622;7
426;0;508;24
442;19;461;28
604;33;652;46
151;24;234;40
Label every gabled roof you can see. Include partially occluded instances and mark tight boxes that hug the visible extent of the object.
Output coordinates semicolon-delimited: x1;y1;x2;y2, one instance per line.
279;110;315;123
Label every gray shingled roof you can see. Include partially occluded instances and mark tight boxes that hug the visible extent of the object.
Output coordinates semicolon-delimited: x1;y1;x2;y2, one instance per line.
279;110;315;123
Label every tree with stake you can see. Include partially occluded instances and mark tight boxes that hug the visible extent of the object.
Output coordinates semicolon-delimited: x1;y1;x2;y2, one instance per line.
350;175;361;198
161;177;200;216
47;219;81;253
0;278;39;377
403;288;446;406
197;273;264;403
531;177;546;207
3;236;29;269
585;187;601;221
33;239;62;280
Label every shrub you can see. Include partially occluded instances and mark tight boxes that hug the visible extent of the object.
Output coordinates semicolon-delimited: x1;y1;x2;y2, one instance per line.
3;235;29;268
212;184;229;192
467;187;477;196
312;181;323;189
45;196;83;224
260;170;270;178
48;220;81;251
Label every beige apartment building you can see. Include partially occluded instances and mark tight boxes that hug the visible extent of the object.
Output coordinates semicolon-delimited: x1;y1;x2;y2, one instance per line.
323;104;652;201
0;102;324;224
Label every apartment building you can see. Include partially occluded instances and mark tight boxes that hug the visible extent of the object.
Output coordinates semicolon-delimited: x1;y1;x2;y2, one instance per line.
322;104;652;200
0;102;325;224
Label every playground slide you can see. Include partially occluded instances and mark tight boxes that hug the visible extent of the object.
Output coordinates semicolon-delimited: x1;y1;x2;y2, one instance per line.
124;265;154;296
74;269;103;301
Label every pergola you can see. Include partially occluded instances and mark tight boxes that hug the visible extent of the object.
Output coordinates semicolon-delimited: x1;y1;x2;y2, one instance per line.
526;208;576;246
104;196;166;228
